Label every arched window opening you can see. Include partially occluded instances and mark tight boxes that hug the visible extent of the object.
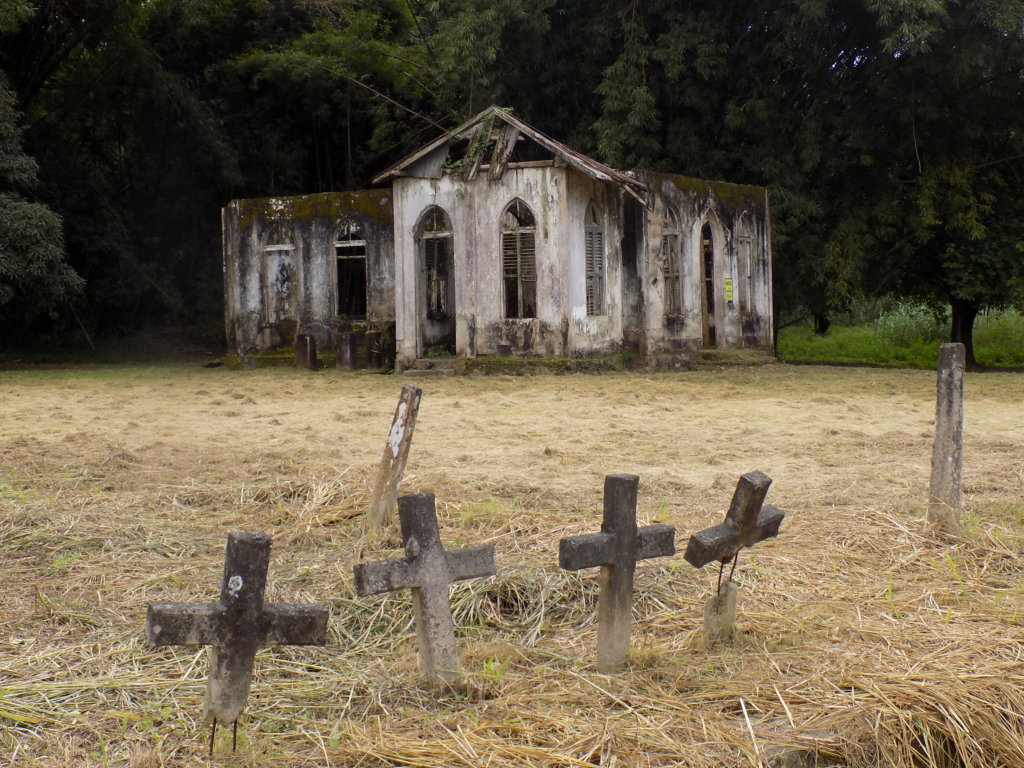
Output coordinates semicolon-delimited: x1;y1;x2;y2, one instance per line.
584;202;605;316
334;220;367;318
661;207;681;316
501;199;537;319
418;206;453;321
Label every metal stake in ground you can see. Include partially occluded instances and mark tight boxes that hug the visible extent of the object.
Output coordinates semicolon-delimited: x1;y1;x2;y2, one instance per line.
367;384;422;530
559;474;675;671
353;492;496;685
146;532;328;754
928;342;965;535
684;471;784;641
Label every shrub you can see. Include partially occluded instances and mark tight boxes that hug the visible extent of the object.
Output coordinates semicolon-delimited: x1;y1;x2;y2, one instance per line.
871;302;947;348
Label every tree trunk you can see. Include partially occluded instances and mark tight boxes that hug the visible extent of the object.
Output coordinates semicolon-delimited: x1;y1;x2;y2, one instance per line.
949;299;980;369
812;312;831;336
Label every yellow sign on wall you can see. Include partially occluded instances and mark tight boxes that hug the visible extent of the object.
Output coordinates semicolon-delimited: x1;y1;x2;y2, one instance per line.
724;278;734;304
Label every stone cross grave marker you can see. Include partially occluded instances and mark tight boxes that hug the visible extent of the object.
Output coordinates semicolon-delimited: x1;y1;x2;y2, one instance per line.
146;532;328;753
367;383;422;530
354;492;496;685
684;471;784;641
559;474;675;671
296;334;317;370
928;342;965;535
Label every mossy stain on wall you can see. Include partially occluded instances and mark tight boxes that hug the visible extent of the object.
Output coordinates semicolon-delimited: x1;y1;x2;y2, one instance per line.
236;189;393;229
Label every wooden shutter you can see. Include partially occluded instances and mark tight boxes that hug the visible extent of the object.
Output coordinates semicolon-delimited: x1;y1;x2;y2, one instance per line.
519;232;536;279
502;232;518;277
585;228;604;316
519;231;536;318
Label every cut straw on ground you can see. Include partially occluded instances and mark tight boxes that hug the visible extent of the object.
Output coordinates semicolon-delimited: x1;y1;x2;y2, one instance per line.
0;363;1021;766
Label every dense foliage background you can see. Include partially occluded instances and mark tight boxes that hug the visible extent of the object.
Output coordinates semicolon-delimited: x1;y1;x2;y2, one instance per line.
0;0;1021;363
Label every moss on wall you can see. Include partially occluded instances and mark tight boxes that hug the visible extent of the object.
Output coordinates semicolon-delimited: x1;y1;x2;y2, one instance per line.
640;171;766;224
234;189;393;229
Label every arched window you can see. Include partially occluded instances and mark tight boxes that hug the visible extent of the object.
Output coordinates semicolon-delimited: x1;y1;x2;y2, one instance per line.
262;221;296;323
334;220;367;318
584;202;605;316
417;206;453;321
501;199;537;319
661;207;681;316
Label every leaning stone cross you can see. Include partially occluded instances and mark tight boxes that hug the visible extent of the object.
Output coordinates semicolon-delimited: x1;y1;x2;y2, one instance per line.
559;474;675;671
684;471;784;640
353;492;496;685
146;532;328;753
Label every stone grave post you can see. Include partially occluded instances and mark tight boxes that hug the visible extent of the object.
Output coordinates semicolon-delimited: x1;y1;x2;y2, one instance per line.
365;330;383;370
559;474;675;671
684;471;784;642
353;492;496;685
296;334;317;370
336;331;358;370
367;383;422;529
146;532;328;753
928;342;965;535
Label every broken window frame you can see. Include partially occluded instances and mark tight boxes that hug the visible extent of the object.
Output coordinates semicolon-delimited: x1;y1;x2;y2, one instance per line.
661;207;681;316
701;221;717;346
334;221;368;319
735;232;753;313
501;199;537;319
417;205;453;322
584;202;605;316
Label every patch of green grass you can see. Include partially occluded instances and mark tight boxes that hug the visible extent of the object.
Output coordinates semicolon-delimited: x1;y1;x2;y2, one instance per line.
779;307;1024;368
974;310;1024;367
779;324;941;367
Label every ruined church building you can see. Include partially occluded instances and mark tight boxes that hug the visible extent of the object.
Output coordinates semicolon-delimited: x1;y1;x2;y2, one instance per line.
222;106;773;369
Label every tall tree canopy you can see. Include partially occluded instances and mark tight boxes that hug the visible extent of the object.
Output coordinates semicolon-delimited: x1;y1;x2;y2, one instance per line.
0;0;82;335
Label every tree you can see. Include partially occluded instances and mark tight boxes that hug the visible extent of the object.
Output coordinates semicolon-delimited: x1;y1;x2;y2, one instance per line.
587;0;1024;358
859;0;1024;365
0;66;82;337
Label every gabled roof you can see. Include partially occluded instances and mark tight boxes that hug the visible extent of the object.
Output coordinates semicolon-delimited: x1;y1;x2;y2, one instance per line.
371;106;647;202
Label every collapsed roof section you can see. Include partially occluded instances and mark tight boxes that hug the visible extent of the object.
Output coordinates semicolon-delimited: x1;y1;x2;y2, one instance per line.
371;106;647;204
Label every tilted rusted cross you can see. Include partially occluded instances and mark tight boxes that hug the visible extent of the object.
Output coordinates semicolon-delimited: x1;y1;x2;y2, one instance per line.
353;492;496;685
684;471;784;592
559;474;676;671
146;532;328;754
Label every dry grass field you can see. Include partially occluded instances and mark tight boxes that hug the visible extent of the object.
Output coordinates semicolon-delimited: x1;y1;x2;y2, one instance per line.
1;361;1022;767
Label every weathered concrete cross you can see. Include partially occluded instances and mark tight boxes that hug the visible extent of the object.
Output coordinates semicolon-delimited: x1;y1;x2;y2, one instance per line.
684;471;784;640
353;492;496;685
559;474;675;671
684;470;784;582
146;532;328;753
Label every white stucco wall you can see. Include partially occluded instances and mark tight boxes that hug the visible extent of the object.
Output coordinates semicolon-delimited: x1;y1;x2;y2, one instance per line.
393;166;579;363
